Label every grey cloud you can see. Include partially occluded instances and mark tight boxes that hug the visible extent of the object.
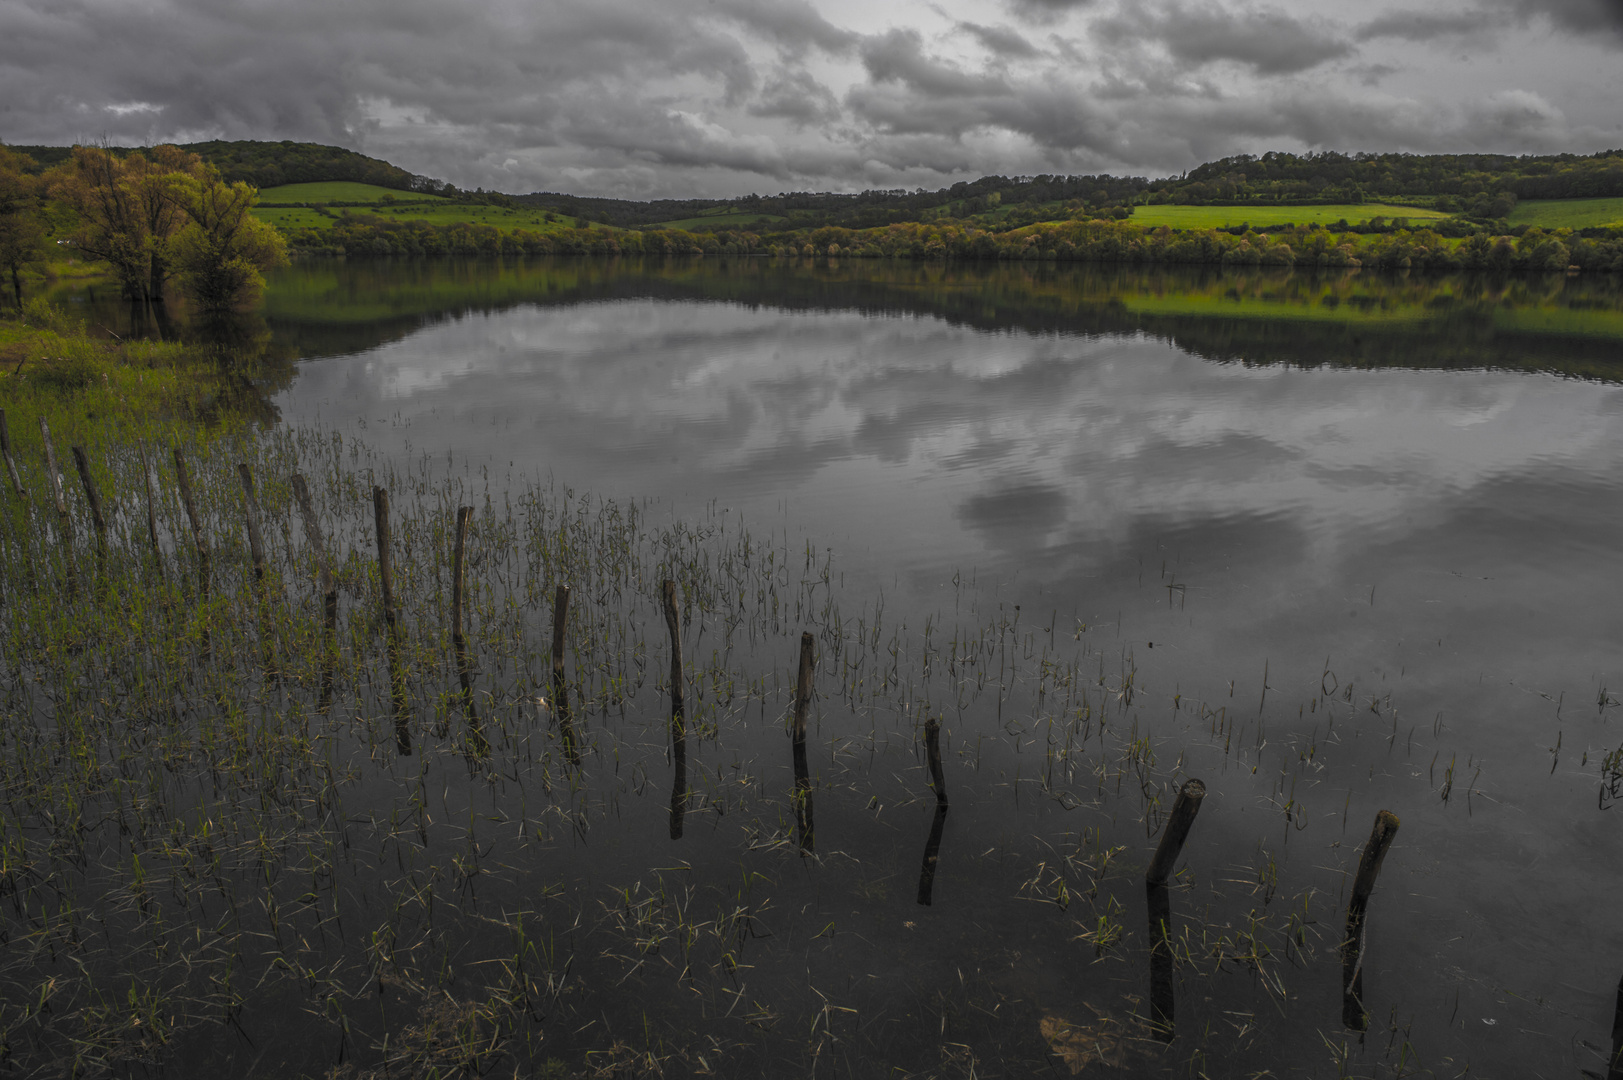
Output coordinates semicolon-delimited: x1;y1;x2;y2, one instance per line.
860;28;1013;97
1094;1;1355;75
749;67;843;125
959;21;1043;58
1003;0;1099;25
711;0;860;56
1355;8;1509;41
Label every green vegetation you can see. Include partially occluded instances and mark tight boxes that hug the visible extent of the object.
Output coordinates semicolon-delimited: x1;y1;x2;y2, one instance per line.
1129;203;1449;230
652;210;786;230
1508;197;1623;230
256;181;449;205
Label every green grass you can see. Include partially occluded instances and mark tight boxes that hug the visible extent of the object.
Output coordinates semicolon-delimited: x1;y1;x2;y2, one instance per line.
1128;203;1450;230
255;181;445;204
1508;197;1623;230
653;210;787;230
253;203;608;234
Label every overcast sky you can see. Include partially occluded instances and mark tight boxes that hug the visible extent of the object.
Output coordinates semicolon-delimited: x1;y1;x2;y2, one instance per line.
3;0;1621;199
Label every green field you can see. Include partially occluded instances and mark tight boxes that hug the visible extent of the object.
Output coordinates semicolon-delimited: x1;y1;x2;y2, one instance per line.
256;181;445;204
1128;203;1449;229
1507;197;1623;230
653;210;787;230
253;202;605;233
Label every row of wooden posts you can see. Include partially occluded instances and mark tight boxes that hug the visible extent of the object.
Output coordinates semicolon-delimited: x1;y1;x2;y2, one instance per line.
5;410;1430;1043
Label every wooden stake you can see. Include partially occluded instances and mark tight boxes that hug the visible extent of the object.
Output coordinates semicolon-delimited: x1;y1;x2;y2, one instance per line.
374;486;409;755
0;409;25;499
1145;779;1206;887
923;717;948;808
450;506;485;753
39;418;75;595
915;804;948;905
662;579;686;839
137;442;164;580
238;463;267;584
792;631;815;852
292;474;337;711
1341;809;1400;1031
551;582;577;765
1146;882;1175;1040
172;448;208;654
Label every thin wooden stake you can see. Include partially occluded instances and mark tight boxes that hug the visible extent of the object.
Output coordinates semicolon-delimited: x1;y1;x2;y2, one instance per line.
0;410;24;499
792;631;815;852
238;462;267;583
663;579;686;839
375;486;409;755
136;442;164;580
923;717;948;808
551;582;577;765
1145;778;1206;887
70;446;108;560
172;448;208;653
39;417;75;595
1342;809;1400;1030
450;506;485;752
292;474;337;711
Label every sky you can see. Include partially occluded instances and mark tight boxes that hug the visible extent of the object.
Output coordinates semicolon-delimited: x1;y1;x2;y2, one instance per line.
3;0;1622;199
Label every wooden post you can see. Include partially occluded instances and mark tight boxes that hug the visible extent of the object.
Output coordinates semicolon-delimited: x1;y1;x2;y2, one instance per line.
374;486;409;755
1342;809;1399;1031
915;804;948;905
923;717;948;808
238;462;267;584
0;410;25;499
792;631;815;852
69;446;107;549
39;418;75;595
450;506;486;753
172;448;209;654
1146;779;1206;887
662;579;686;839
292;474;337;711
136;443;164;580
551;582;578;765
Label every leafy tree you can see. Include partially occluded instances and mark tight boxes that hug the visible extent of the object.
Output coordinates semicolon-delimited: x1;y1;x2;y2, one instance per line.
50;143;199;302
167;167;288;310
0;146;47;309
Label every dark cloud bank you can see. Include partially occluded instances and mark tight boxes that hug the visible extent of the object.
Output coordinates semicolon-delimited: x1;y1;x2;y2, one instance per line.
1;0;1619;198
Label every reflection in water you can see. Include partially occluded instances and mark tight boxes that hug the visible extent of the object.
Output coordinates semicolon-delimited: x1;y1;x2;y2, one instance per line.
917;718;949;906
1341;811;1400;1033
663;581;688;840
915;805;948;907
791;632;815;854
1609;974;1623;1080
1146;882;1174;1040
551;585;579;768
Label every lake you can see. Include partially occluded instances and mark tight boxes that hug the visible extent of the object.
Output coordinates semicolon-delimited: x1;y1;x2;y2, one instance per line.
44;257;1623;1075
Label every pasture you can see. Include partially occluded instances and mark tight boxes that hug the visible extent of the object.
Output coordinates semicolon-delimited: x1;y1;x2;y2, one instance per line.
1508;197;1623;230
1128;203;1450;230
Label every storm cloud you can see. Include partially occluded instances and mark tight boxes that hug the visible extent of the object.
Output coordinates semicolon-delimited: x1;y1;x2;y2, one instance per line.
0;0;1617;198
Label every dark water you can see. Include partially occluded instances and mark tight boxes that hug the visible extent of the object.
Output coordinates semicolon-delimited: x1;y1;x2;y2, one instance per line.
49;258;1623;1074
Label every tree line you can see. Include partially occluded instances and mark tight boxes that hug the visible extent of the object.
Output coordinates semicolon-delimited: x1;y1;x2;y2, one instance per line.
280;213;1623;274
0;143;288;310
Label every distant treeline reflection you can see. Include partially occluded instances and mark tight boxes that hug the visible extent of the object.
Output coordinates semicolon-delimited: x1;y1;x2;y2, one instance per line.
57;258;1623;385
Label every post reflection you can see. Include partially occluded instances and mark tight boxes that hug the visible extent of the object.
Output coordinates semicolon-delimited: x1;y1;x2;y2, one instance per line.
1146;882;1174;1040
915;804;948;906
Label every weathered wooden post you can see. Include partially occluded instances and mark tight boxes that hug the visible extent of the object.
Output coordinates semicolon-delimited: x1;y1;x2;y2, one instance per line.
70;447;107;549
0;410;25;499
792;631;816;853
1144;778;1206;1041
38;418;75;596
375;486;410;755
172;448;209;654
923;716;948;808
449;505;487;754
136;443;164;581
291;474;337;712
662;579;687;839
551;582;578;765
239;462;278;679
1342;809;1400;1031
916;716;950;905
1146;779;1206;887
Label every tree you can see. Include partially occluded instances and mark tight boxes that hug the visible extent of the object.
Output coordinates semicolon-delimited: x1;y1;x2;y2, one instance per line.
0;146;47;309
50;143;200;302
166;166;288;311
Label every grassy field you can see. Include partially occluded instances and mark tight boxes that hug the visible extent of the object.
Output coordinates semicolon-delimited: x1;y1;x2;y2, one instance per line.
653;210;787;230
1507;197;1623;230
256;181;445;204
253;202;606;233
1129;203;1450;229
